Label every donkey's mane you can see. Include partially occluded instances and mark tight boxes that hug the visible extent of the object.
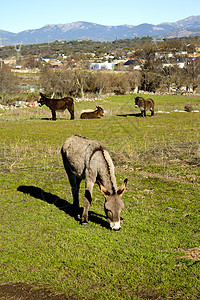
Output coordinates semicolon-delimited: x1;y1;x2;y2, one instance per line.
89;145;116;194
101;149;116;194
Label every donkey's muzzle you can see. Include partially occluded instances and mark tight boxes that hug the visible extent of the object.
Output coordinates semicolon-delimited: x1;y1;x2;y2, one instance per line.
110;221;121;231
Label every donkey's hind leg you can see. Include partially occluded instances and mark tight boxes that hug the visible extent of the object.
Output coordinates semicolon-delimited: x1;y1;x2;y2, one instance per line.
68;105;74;120
69;174;81;211
82;180;94;224
63;164;82;215
51;109;57;120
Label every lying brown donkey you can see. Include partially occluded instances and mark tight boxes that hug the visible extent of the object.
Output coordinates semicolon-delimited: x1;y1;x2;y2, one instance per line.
80;106;104;119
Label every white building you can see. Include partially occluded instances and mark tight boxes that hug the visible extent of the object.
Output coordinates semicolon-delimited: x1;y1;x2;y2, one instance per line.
90;61;116;70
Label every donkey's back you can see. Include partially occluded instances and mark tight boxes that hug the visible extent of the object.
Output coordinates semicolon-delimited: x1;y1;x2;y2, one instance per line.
61;135;108;178
61;135;116;189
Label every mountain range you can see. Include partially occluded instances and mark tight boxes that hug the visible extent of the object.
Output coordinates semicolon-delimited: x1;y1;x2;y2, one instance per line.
1;15;200;46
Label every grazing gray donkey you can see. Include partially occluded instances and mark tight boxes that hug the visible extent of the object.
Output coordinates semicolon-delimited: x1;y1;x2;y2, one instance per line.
61;135;128;230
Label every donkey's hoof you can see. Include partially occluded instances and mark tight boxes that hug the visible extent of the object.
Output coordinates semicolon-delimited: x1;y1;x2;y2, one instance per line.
81;217;88;225
82;221;88;225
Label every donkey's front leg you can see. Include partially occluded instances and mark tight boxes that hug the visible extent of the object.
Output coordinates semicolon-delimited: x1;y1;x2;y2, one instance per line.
82;181;94;224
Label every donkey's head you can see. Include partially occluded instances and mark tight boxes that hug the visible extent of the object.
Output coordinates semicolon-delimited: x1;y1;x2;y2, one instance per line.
96;106;104;116
38;93;47;106
98;179;128;230
135;96;144;107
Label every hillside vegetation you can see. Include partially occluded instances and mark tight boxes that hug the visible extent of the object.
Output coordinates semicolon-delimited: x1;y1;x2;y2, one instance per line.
0;36;199;59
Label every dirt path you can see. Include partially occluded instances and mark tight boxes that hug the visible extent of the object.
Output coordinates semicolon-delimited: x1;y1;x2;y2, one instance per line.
173;247;200;261
0;282;80;300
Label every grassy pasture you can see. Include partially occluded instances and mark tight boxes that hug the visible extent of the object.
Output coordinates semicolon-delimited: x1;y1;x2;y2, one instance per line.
0;94;200;299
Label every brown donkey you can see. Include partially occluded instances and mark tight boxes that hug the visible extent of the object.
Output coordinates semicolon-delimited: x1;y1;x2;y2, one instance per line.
135;96;154;117
38;93;74;120
80;106;104;119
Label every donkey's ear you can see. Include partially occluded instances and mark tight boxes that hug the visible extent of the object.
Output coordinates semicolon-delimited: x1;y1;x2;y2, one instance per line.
117;178;128;196
97;181;111;197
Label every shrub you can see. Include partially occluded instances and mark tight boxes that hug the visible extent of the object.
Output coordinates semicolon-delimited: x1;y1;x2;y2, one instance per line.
184;103;194;112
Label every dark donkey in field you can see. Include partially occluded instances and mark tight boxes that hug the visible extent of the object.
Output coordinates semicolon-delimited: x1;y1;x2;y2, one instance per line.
80;106;104;119
135;96;154;117
61;135;128;230
38;93;74;120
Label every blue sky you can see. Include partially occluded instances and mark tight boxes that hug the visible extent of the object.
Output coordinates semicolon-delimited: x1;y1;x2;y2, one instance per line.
1;0;199;33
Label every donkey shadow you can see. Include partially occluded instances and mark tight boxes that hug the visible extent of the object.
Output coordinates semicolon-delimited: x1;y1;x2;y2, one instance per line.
17;186;109;229
117;113;153;118
117;113;141;117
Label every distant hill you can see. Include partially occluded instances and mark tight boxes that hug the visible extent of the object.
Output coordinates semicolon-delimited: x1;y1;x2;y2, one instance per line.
0;15;200;46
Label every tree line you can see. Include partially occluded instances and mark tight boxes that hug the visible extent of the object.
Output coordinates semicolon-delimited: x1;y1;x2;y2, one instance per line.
0;58;199;104
40;65;141;98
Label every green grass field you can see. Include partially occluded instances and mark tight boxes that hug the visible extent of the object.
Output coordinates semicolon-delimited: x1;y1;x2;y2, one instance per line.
0;94;200;299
